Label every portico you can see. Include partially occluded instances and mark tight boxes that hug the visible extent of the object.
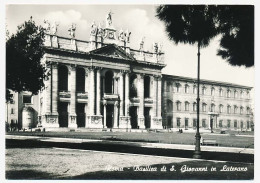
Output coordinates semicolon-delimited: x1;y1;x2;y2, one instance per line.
39;12;165;130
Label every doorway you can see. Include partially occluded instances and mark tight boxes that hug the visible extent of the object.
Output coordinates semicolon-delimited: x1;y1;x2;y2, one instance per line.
144;107;151;129
130;106;138;129
76;103;85;127
58;102;68;127
106;104;114;128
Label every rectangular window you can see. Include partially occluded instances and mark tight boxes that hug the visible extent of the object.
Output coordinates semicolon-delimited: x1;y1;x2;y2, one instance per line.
11;108;14;114
177;118;181;127
227;120;231;128
202;119;206;128
247;121;250;129
219;120;223;127
23;95;32;104
185;118;189;128
234;120;237;128
193;119;197;128
240;121;243;129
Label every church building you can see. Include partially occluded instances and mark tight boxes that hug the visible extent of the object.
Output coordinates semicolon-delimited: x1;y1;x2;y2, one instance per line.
6;12;253;132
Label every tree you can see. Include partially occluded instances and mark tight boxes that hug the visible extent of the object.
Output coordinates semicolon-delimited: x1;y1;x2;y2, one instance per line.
156;5;219;158
217;5;254;67
6;17;46;102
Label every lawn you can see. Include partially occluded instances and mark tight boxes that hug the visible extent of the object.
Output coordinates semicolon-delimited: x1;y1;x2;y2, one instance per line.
7;130;254;148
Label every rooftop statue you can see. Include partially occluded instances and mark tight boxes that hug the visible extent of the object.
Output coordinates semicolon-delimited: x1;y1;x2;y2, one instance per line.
139;37;145;50
43;20;51;34
97;23;104;37
106;11;113;27
118;28;125;41
51;22;59;35
125;29;131;43
90;21;97;35
68;23;76;38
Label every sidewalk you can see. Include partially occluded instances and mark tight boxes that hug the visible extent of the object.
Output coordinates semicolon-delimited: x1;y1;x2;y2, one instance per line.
6;134;254;155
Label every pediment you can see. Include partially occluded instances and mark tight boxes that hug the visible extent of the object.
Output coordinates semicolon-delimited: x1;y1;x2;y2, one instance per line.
89;44;135;61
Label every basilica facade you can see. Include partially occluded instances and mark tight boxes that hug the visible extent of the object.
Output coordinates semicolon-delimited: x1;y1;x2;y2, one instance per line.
6;13;253;131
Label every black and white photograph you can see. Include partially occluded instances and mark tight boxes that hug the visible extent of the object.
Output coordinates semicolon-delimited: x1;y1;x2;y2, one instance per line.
3;1;257;181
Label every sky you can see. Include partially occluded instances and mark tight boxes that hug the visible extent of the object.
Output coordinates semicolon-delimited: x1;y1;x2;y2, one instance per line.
6;4;254;87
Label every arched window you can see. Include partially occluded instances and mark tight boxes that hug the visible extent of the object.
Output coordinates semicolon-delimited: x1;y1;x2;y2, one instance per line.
176;83;181;93
211;87;215;96
105;71;114;94
219;104;223;113
240;106;244;114
219;88;223;97
58;65;68;91
185;84;189;93
167;100;173;113
227;105;231;114
240;90;244;98
227;89;231;98
202;86;206;95
234;105;238;114
202;103;207;112
185;101;189;111
234;90;238;98
144;76;150;98
211;103;215;112
193;102;197;112
193;85;197;94
76;67;85;92
246;107;250;115
176;101;181;111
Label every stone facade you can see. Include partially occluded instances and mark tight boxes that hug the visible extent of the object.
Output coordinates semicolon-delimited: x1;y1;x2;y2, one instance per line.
162;75;253;131
6;13;253;131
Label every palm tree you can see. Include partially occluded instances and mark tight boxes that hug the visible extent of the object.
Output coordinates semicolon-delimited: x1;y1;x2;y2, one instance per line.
156;5;219;158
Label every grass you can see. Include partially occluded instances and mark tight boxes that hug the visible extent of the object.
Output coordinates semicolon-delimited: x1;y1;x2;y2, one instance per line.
7;130;254;148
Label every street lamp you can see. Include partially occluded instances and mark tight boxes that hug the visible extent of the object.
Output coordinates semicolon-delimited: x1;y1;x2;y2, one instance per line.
193;43;201;159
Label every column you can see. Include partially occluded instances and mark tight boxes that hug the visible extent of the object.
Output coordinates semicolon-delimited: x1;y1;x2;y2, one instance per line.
157;76;162;118
125;72;130;116
52;63;58;115
138;73;145;129
84;68;89;93
208;115;211;129
88;67;95;116
96;68;101;115
114;101;119;128
103;101;107;128
45;64;52;115
152;76;157;117
69;65;77;128
119;72;124;116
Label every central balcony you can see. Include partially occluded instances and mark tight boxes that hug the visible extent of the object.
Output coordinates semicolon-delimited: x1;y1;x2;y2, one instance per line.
77;92;88;99
103;93;119;100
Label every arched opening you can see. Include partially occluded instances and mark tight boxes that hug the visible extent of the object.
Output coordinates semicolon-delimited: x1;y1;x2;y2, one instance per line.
58;65;68;91
76;103;85;127
167;100;173;113
144;107;151;128
58;102;68;127
130;106;138;129
130;74;138;98
76;68;85;92
144;76;150;98
105;71;114;94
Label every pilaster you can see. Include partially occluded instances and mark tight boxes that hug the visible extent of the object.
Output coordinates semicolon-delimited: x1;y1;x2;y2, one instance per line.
69;65;77;128
137;73;145;129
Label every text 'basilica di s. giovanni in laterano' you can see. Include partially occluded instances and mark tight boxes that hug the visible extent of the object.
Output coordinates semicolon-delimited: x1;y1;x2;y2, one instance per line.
6;12;254;132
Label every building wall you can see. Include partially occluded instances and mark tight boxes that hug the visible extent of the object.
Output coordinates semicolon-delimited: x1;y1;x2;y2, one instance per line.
162;75;253;131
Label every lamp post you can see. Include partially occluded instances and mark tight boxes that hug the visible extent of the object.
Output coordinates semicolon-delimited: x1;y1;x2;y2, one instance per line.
193;42;202;159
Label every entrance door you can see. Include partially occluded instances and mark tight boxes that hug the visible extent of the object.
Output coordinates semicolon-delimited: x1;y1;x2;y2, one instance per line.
130;106;138;129
144;107;151;129
185;118;189;129
58;102;68;127
76;103;85;127
167;116;173;128
106;104;114;128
